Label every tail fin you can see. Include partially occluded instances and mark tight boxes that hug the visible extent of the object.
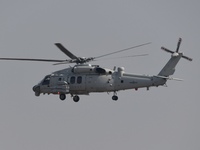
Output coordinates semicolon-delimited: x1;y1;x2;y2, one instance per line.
158;53;183;76
158;38;192;77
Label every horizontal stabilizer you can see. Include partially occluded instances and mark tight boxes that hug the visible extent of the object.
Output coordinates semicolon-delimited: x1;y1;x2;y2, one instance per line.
155;75;183;81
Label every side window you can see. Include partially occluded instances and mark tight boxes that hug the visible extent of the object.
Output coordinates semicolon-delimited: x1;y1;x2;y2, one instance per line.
77;76;82;84
70;76;75;84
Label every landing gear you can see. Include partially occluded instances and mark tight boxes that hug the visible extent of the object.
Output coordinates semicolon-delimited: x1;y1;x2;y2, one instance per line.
73;95;80;102
112;91;118;101
112;95;118;101
59;94;80;102
112;92;118;101
59;94;66;101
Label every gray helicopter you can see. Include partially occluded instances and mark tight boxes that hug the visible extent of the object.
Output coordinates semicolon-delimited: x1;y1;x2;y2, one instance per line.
0;38;192;102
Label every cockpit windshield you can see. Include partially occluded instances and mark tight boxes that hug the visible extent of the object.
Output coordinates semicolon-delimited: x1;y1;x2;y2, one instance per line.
42;75;51;85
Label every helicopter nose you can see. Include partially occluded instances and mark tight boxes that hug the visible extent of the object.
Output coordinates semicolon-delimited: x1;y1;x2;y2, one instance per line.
32;85;40;92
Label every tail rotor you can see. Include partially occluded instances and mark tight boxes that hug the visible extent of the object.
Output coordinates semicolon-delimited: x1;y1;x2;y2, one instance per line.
161;38;192;61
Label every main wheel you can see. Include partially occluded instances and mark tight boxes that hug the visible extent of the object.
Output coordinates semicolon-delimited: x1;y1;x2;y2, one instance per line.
59;94;66;101
112;95;118;101
73;95;80;102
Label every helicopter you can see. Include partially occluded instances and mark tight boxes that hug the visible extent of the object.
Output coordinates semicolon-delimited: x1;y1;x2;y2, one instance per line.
0;38;192;102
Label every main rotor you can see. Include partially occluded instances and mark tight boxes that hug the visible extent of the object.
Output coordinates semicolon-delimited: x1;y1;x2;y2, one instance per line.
0;42;151;65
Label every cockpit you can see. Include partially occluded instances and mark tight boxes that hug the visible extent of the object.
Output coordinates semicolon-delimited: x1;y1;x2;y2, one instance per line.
41;75;51;85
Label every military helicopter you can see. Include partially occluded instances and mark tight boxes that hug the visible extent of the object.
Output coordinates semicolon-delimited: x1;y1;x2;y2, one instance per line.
0;38;192;102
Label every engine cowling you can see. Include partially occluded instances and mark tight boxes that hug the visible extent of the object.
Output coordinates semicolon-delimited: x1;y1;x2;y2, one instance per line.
72;65;95;74
71;64;113;75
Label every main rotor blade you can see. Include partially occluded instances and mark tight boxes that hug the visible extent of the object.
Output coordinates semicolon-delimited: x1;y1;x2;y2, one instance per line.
0;58;66;62
95;42;151;59
55;43;78;60
118;54;149;58
53;60;75;65
95;54;149;61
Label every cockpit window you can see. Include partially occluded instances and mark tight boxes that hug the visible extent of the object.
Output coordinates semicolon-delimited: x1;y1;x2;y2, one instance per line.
42;75;50;85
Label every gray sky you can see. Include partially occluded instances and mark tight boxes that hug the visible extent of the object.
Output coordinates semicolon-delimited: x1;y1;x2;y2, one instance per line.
0;0;199;150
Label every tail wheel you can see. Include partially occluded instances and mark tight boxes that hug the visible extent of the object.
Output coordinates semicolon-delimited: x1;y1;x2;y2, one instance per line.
59;94;66;101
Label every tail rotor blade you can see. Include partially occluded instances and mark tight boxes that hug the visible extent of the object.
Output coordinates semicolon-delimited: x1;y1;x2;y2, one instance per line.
176;38;182;52
161;38;192;62
182;55;193;61
161;47;174;54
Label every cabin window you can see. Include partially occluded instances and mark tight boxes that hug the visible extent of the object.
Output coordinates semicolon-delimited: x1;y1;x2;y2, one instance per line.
77;76;82;84
70;76;75;84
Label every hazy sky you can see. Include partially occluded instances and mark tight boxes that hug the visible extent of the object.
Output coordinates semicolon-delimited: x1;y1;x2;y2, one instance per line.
0;0;199;150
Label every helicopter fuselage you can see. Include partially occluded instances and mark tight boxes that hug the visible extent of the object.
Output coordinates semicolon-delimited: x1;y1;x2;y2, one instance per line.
33;64;166;100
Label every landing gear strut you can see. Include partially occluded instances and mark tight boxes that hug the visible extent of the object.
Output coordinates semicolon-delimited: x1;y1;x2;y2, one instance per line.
59;94;66;101
73;95;80;102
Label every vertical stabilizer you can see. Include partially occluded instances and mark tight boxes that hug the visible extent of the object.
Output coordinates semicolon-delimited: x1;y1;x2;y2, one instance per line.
158;53;182;76
158;38;192;77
